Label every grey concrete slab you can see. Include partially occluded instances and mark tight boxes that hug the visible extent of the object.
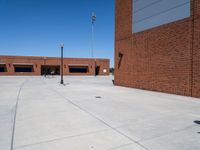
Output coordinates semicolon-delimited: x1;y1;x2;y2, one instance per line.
116;113;198;142
0;107;14;150
0;76;200;150
0;77;27;150
141;125;200;150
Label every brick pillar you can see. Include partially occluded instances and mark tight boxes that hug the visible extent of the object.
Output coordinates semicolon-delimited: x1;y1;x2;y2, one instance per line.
192;0;200;97
114;0;132;85
115;0;132;41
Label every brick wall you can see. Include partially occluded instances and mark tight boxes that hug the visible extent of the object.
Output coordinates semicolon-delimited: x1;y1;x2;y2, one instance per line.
115;0;200;98
0;56;110;76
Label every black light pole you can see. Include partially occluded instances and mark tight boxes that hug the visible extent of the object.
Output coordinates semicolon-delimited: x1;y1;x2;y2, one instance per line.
60;43;64;84
44;57;47;77
94;59;97;76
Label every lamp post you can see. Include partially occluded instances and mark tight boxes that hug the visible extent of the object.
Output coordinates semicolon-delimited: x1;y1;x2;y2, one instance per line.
60;43;64;84
44;57;47;77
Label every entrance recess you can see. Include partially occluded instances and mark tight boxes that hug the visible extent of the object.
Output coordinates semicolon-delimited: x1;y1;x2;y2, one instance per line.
95;66;100;76
41;65;60;75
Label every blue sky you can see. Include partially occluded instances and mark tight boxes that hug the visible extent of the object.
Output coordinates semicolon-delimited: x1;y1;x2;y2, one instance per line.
0;0;115;67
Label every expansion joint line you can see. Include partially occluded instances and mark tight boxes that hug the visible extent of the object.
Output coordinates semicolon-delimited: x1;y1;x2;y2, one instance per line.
10;80;28;150
45;84;149;150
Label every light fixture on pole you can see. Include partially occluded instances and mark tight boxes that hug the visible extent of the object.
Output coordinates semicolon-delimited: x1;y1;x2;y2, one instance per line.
60;43;64;84
91;12;96;58
91;12;97;76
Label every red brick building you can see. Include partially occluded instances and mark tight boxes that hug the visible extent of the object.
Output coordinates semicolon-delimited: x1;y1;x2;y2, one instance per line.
0;55;110;76
115;0;200;98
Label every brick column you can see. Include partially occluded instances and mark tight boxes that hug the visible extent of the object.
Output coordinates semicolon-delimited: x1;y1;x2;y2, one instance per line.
192;0;200;97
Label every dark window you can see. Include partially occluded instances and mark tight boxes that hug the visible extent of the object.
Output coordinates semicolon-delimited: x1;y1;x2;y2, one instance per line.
14;65;33;72
0;67;5;72
0;65;6;72
69;66;88;73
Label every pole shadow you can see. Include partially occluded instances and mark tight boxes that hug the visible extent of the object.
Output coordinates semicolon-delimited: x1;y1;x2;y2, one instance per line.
194;120;200;125
194;120;200;134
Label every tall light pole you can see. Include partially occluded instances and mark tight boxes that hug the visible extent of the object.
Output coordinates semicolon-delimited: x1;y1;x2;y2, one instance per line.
60;43;64;84
91;12;96;58
91;12;96;76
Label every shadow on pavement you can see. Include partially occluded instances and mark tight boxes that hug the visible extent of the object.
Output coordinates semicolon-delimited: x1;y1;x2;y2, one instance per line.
194;120;200;125
194;121;200;134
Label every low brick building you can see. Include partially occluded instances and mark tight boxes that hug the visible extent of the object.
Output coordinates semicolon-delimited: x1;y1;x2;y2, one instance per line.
115;0;200;98
0;55;110;76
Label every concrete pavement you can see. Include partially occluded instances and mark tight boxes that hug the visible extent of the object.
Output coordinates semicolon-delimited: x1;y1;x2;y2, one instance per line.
0;76;200;150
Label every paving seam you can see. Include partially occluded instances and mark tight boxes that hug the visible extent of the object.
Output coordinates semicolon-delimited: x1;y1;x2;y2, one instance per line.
15;128;110;149
43;81;150;150
106;143;135;150
10;79;28;150
54;91;149;150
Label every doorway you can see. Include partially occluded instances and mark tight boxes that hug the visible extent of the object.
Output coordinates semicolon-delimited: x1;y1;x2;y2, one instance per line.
41;65;60;75
95;66;100;76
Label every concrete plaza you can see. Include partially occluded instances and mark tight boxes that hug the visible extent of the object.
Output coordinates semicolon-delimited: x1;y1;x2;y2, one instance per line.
0;76;200;150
